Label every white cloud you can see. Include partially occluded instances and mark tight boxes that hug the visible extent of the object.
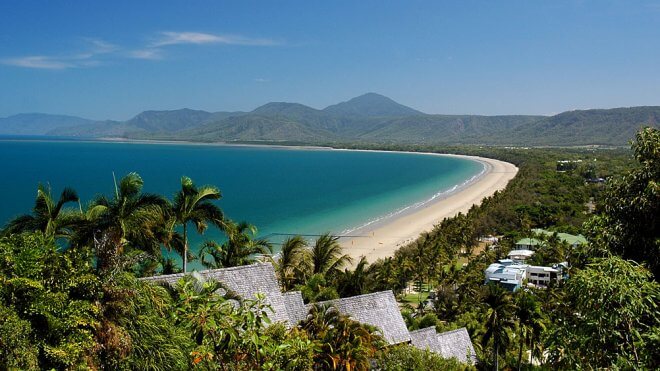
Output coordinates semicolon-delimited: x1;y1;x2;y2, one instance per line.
254;78;270;83
1;31;282;70
1;38;119;69
127;48;162;60
1;56;74;70
152;31;279;47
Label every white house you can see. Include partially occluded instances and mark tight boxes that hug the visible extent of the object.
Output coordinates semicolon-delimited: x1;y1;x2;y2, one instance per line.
485;259;569;291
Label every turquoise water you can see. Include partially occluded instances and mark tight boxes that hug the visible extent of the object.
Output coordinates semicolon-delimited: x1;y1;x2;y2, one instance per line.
0;138;483;258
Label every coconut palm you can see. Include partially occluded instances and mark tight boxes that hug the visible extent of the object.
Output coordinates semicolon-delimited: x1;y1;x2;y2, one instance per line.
171;176;226;273
3;184;81;239
274;235;308;290
337;256;370;297
308;233;352;278
481;283;515;370
300;304;383;370
85;172;170;269
199;221;272;269
514;290;546;370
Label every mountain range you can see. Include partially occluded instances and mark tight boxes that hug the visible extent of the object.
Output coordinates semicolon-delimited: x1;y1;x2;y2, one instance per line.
1;93;657;146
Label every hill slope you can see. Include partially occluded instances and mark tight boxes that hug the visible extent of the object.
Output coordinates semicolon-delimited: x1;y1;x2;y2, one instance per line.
1;95;657;146
0;114;97;135
323;93;423;117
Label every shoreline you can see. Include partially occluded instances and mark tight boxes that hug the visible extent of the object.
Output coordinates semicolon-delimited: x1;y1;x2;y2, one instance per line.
2;136;519;263
341;154;518;263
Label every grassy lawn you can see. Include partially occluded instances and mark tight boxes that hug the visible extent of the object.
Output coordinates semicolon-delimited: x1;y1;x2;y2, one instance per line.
401;292;429;305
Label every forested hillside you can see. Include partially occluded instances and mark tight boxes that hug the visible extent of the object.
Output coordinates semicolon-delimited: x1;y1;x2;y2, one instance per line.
2;94;657;146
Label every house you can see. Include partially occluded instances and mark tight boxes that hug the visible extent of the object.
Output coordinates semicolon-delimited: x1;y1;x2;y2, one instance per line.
282;291;307;325
526;265;560;287
515;237;545;250
311;291;411;345
507;249;535;263
143;263;478;364
409;327;477;364
140;263;293;326
484;260;528;291
485;259;569;290
556;159;582;172
516;229;587;250
531;228;587;247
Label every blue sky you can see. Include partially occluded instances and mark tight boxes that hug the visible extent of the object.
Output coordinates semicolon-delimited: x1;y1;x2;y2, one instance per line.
1;0;659;120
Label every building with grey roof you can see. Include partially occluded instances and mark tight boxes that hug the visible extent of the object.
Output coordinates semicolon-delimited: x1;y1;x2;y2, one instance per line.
436;328;477;364
311;290;411;345
409;326;442;352
282;291;307;325
410;327;476;364
140;263;291;325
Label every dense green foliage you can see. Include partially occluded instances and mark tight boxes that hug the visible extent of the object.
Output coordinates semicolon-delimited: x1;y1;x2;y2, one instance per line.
0;127;657;369
351;128;659;369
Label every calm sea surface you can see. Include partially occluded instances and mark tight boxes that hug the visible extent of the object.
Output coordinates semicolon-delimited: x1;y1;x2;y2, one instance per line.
0;138;482;258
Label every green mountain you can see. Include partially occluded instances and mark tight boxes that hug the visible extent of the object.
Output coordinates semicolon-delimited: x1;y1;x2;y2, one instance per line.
323;92;423;117
0;113;97;135
514;106;660;146
125;108;213;133
1;95;657;146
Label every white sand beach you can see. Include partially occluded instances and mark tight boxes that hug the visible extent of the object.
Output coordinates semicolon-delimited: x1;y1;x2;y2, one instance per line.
343;154;518;263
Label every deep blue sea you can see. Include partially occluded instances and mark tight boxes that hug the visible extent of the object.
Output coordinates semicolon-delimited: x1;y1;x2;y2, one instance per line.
0;138;482;260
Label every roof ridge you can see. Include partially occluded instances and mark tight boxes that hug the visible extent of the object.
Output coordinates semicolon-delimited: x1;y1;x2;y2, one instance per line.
140;262;270;281
316;290;395;305
438;327;469;336
409;326;437;335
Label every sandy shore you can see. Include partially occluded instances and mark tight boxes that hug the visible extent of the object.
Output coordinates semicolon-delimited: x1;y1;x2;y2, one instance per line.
343;154;518;263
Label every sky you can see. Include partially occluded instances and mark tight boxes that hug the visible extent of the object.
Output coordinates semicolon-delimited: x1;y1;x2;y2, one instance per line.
0;0;659;120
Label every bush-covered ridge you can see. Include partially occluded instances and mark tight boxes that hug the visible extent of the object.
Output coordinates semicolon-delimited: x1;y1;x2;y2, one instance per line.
2;93;658;146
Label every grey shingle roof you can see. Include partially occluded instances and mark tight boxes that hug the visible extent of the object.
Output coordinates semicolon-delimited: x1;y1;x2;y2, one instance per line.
410;326;442;352
312;290;411;345
282;291;307;325
410;327;477;364
438;328;477;364
141;263;291;325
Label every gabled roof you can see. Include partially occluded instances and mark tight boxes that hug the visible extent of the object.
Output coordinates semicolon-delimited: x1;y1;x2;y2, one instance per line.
410;327;477;364
515;238;544;247
436;328;477;364
140;263;291;325
410;326;442;352
531;228;588;245
282;291;307;325
312;290;411;345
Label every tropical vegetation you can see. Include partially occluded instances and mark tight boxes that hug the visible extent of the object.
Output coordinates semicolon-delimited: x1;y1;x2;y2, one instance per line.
0;127;658;369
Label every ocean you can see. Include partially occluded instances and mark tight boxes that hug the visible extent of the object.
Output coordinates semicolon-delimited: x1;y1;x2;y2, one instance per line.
0;138;483;258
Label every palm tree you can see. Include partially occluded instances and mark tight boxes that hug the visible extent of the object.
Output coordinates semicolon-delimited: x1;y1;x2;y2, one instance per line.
337;256;370;297
171;176;226;273
274;235;308;290
3;184;81;239
199;221;272;269
481;283;515;370
515;290;546;370
86;172;170;270
300;304;383;370
308;233;352;278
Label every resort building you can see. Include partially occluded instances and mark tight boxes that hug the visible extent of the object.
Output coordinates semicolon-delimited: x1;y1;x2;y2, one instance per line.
142;262;478;364
515;229;587;250
312;291;411;345
484;259;528;291
531;228;587;247
507;249;535;263
515;237;545;250
485;259;569;291
409;327;477;364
